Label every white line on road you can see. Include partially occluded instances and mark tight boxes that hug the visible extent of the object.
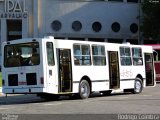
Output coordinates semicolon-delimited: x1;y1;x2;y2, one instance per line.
0;108;8;110
44;103;62;106
142;95;152;97
113;97;129;100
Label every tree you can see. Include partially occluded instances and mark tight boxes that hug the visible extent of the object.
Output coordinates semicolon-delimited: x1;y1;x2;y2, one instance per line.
141;0;160;42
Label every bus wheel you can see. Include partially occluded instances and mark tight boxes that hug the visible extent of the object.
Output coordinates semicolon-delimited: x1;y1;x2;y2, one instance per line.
79;80;90;99
133;78;143;94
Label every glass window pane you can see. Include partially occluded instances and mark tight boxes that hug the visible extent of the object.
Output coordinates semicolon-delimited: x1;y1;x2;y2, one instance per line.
73;45;81;55
120;47;125;56
93;56;106;65
125;48;131;56
4;42;40;67
46;42;55;66
132;48;143;65
82;45;90;55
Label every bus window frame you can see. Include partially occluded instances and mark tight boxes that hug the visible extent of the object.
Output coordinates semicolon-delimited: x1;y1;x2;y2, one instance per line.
92;44;106;66
119;46;132;66
73;44;91;66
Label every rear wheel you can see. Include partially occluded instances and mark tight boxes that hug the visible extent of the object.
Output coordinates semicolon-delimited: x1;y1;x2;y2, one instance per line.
133;78;143;94
79;80;90;99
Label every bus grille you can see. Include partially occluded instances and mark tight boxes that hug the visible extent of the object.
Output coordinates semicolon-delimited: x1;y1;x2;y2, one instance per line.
26;73;37;85
8;74;18;86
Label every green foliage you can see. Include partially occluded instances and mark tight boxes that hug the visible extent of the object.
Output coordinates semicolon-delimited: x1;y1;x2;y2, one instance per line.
141;0;160;41
0;72;2;87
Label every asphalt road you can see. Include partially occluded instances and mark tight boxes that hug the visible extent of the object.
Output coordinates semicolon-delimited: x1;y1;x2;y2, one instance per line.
0;84;160;120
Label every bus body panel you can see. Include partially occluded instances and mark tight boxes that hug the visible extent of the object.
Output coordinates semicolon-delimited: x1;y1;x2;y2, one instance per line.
1;37;156;96
146;44;160;83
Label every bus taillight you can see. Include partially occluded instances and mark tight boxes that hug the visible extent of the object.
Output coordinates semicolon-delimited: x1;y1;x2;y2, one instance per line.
40;77;44;85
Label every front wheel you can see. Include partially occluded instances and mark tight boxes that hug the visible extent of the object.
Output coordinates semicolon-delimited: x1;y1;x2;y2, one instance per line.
79;80;90;99
133;78;143;94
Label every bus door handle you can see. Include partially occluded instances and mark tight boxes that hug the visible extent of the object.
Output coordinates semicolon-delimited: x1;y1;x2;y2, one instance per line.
49;70;52;76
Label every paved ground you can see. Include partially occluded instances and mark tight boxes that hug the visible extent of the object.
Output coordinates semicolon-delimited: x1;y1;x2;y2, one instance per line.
0;84;160;120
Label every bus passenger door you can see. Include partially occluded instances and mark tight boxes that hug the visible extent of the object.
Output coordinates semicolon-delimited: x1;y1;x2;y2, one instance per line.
108;51;120;89
144;53;154;86
57;49;72;93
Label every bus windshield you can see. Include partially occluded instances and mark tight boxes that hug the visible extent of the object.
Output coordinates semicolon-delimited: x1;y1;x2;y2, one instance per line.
4;42;40;67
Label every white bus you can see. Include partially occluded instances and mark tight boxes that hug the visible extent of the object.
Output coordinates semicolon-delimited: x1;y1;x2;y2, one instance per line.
1;36;156;99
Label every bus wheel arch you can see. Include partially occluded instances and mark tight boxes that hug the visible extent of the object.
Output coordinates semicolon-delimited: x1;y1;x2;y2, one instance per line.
133;76;143;94
136;74;143;84
78;76;91;99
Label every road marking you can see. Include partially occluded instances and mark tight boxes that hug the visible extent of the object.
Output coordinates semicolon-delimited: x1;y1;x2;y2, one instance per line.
142;95;152;97
114;97;129;100
83;100;93;103
44;103;62;106
0;108;8;110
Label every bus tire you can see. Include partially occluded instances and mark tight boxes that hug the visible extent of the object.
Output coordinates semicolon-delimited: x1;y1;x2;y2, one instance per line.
79;80;90;99
133;78;143;94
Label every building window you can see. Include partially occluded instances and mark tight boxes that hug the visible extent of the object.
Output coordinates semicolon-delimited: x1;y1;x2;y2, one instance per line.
92;21;102;32
73;44;91;65
132;47;143;65
46;42;55;66
130;23;138;33
7;20;22;41
72;21;82;32
111;22;120;32
92;45;106;66
51;20;62;31
120;47;132;66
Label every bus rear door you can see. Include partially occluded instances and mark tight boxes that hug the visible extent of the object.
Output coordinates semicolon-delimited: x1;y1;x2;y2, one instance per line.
45;42;57;93
108;51;120;89
144;53;155;86
57;49;72;93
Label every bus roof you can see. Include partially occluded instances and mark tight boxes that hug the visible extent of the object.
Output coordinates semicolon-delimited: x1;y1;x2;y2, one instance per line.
146;44;160;50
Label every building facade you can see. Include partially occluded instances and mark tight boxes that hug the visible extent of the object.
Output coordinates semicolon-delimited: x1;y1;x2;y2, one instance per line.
0;0;141;62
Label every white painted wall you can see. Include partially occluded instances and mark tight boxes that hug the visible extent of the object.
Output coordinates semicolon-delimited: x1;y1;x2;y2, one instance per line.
40;0;139;39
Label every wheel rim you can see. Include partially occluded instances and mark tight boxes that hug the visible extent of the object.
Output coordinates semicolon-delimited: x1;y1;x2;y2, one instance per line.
80;82;89;98
135;80;141;93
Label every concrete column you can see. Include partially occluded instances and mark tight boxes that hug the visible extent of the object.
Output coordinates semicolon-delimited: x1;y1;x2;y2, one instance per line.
33;0;38;37
38;0;46;37
22;18;28;38
1;19;7;42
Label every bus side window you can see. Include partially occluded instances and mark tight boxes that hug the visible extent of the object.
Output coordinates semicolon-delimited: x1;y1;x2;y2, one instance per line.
132;48;143;65
120;47;132;66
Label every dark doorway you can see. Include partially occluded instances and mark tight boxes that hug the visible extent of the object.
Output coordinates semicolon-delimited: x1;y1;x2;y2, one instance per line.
108;51;120;89
144;53;154;86
57;49;72;93
7;20;22;41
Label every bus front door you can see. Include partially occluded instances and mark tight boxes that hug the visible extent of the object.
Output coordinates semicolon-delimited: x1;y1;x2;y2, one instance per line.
108;51;120;89
144;53;154;86
57;49;72;93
